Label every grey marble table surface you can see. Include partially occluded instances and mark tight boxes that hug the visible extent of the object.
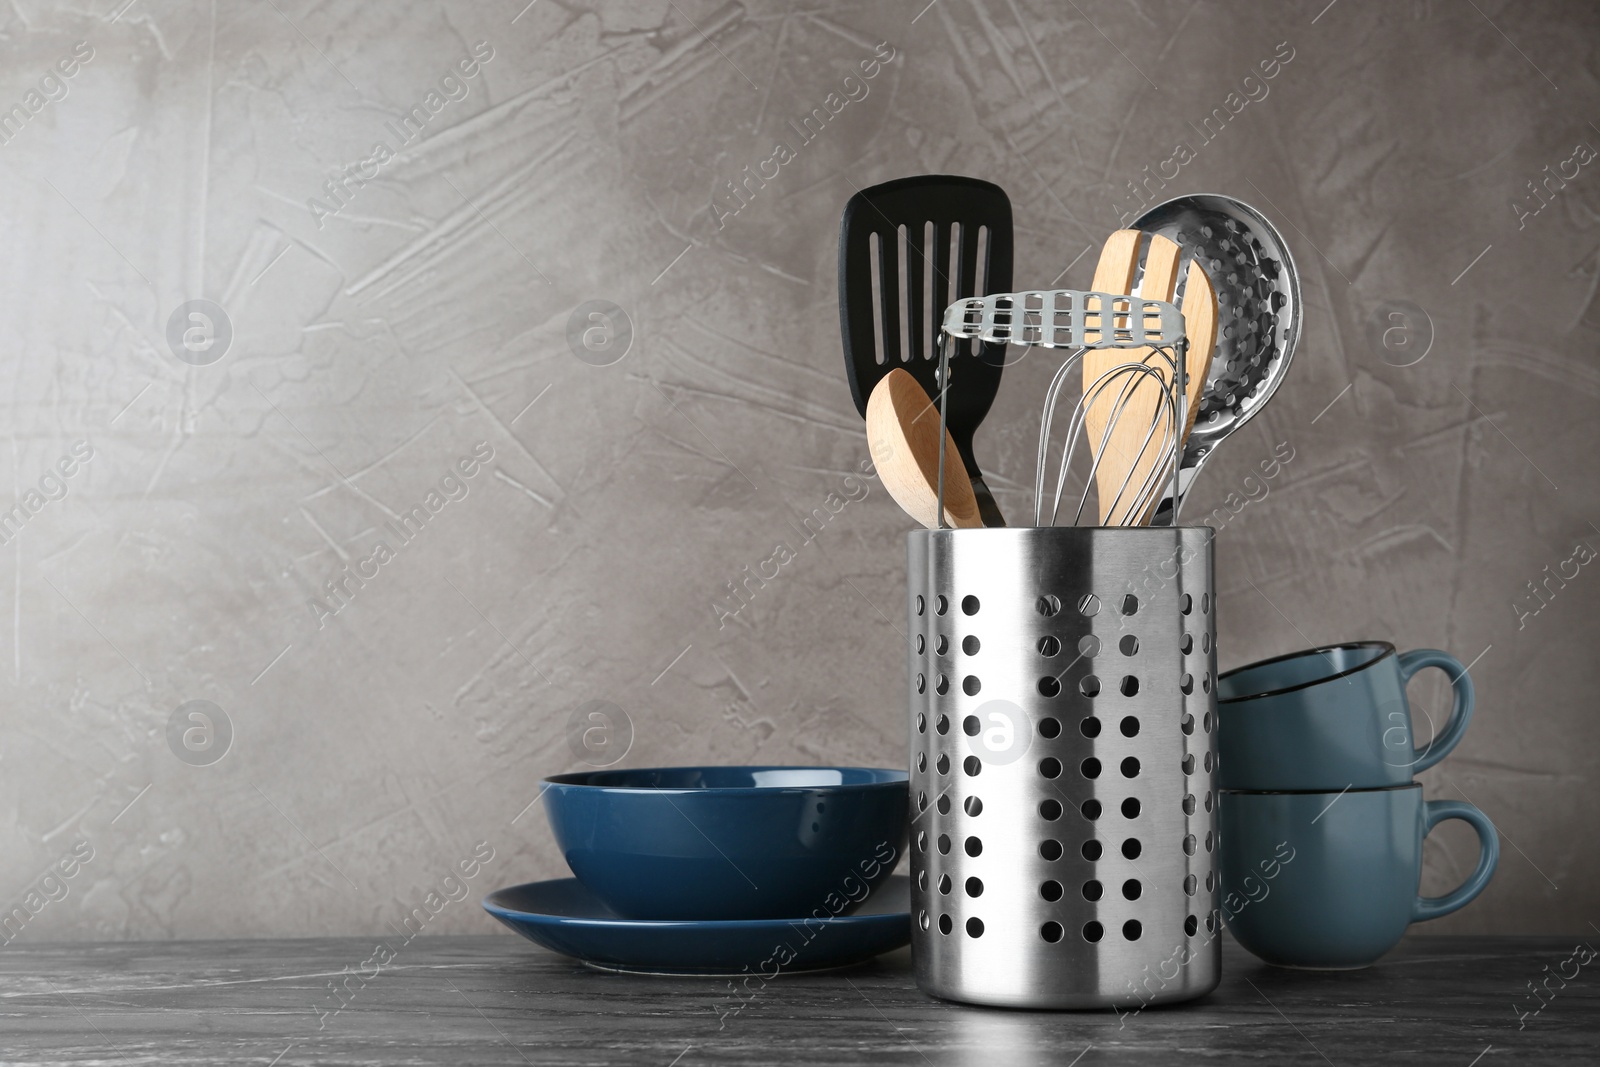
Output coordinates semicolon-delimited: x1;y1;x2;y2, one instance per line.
0;935;1592;1065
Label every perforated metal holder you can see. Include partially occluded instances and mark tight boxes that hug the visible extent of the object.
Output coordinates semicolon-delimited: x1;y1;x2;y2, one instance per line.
906;527;1220;1009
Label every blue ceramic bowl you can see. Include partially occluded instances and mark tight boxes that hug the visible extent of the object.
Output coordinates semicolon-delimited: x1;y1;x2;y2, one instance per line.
543;766;908;921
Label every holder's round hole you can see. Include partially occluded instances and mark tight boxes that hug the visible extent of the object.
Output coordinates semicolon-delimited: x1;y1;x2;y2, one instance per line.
1120;716;1139;737
966;917;984;938
936;595;948;616
1120;757;1140;778
1038;635;1060;657
1205;791;1214;812
1204;751;1214;772
1180;674;1193;696
962;715;980;736
1038;676;1062;697
917;752;927;772
936;635;949;655
1078;634;1101;658
1082;840;1102;861
1120;594;1138;616
1206;872;1215;892
936;794;950;815
1123;879;1142;901
1083;921;1105;943
1036;595;1060;617
916;595;925;616
918;675;927;696
937;834;950;855
1080;716;1102;738
1081;879;1103;902
917;869;927;891
963;675;982;696
1041;880;1064;902
1182;754;1195;774
1039;757;1062;779
1120;675;1140;697
965;877;983;898
1077;594;1100;617
1203;633;1212;653
1039;799;1062;821
1183;794;1196;815
917;792;927;811
1122;838;1142;860
1203;711;1213;733
1081;757;1102;779
936;714;950;735
964;836;983;857
962;635;980;656
916;831;927;853
1041;922;1064;943
1080;676;1101;698
1180;633;1193;654
1040;839;1063;861
963;796;982;817
916;634;925;654
1121;797;1140;819
1185;914;1198;935
1181;712;1194;734
1180;593;1192;614
936;754;950;775
1183;834;1196;855
963;755;982;776
938;873;951;894
919;910;929;930
1040;717;1061;738
1184;874;1197;896
962;595;980;616
1119;634;1139;656
936;675;950;695
1081;798;1102;820
1201;593;1209;613
1123;919;1143;941
1205;912;1215;932
939;914;952;935
1205;831;1214;853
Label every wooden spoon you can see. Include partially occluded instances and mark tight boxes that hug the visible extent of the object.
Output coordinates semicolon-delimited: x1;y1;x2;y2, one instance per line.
867;368;984;529
1082;231;1217;525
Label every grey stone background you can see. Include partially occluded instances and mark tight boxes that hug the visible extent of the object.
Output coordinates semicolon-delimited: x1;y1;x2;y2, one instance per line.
2;0;1595;942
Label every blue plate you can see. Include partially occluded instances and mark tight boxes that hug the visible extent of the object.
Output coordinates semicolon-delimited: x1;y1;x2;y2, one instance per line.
483;875;910;975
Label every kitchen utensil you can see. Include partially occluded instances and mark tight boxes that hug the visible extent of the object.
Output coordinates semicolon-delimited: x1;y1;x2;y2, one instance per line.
933;287;1189;527
840;175;1013;527
1218;642;1475;792
1220;784;1498;969
906;525;1220;1008
541;766;907;921
1038;360;1179;526
868;368;983;529
483;875;911;976
1129;195;1301;526
1082;232;1218;525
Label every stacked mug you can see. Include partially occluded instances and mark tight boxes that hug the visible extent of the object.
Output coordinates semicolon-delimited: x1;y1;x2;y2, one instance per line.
1215;642;1500;968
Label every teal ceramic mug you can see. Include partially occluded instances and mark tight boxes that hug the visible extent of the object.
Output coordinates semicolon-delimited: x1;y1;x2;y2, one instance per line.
1219;784;1498;969
1217;642;1474;791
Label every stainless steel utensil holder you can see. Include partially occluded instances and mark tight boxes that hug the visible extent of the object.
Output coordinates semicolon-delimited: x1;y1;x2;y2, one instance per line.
907;527;1219;1009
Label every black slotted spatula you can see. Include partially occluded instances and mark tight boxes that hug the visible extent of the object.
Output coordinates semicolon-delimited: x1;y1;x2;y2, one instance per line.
839;175;1013;527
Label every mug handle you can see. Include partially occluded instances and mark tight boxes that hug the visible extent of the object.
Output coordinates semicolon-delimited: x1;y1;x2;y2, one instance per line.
1412;800;1499;922
1397;648;1474;773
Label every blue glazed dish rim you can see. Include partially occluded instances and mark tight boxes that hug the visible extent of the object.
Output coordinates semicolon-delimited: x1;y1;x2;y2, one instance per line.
541;765;909;794
482;874;911;930
1217;640;1395;704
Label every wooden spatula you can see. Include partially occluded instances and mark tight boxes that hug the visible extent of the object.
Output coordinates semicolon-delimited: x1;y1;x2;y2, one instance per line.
1082;231;1217;525
867;368;984;529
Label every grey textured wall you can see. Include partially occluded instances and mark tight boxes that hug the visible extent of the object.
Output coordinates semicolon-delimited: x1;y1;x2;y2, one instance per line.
3;0;1596;942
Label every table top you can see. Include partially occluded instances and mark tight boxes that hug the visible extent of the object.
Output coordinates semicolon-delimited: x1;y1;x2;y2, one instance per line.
1;935;1593;1064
